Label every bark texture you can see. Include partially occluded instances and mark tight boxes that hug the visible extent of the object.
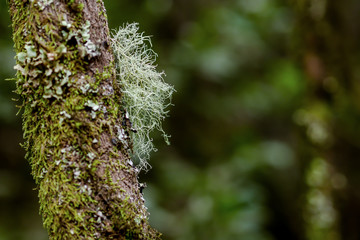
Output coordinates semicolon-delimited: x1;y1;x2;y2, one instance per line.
8;0;160;239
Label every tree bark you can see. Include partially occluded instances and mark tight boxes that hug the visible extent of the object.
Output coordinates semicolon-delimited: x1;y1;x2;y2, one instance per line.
8;0;160;239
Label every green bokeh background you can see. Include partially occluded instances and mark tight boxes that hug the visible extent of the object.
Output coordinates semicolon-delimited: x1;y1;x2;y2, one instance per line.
2;0;360;239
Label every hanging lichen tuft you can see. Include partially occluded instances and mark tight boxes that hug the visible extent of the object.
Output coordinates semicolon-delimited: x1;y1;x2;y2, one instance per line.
111;23;175;170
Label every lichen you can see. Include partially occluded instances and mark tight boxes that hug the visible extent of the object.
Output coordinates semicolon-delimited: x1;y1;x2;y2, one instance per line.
30;0;54;11
111;23;175;170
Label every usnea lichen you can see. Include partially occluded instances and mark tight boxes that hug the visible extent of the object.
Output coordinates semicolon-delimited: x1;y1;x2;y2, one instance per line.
111;23;175;170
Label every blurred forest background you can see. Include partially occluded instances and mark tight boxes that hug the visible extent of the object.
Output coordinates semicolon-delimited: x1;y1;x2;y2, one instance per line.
2;0;360;239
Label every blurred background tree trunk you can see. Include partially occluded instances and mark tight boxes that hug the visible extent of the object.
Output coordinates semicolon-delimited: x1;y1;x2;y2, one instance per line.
293;0;360;239
8;0;159;239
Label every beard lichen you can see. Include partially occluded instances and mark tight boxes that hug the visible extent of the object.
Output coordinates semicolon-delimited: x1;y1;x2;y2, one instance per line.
110;23;175;171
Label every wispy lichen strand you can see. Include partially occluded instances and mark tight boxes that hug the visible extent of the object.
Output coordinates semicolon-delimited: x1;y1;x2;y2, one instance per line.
111;23;175;170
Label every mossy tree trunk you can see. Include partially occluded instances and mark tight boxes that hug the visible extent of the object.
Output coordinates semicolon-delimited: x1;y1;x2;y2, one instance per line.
8;0;160;239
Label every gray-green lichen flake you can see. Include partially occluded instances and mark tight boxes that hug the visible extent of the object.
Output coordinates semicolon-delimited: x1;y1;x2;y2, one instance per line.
24;43;37;57
85;100;100;111
15;42;37;64
16;52;27;63
30;0;54;11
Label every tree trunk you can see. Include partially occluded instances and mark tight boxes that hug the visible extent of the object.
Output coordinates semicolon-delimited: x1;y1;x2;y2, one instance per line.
8;0;160;239
292;0;360;239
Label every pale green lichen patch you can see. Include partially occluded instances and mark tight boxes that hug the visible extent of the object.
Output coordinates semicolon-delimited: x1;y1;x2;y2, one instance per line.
30;0;54;11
